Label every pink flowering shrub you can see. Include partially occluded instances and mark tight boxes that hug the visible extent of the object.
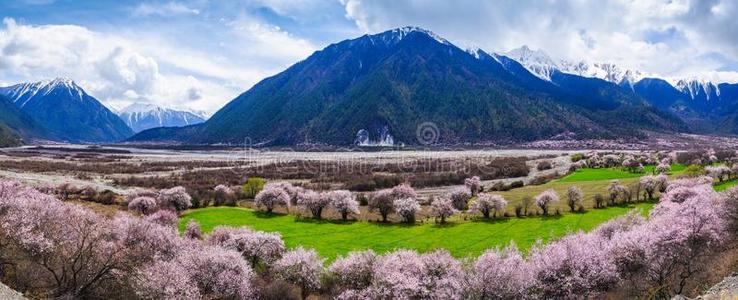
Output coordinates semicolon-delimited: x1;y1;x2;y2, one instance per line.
329;250;377;291
467;244;532;299
528;233;619;298
157;186;192;213
127;196;157;215
430;197;457;223
535;189;559;215
255;184;290;214
656;162;671;174
328;190;360;221
465;176;482;196
145;209;179;227
297;189;331;219
336;249;465;299
393;198;421;223
273;247;325;300
468;194;507;218
184;219;203;240
705;165;731;182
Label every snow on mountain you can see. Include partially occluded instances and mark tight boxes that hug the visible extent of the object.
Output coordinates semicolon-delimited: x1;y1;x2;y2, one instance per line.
0;77;134;142
504;46;647;86
361;26;451;47
119;102;206;132
675;79;721;100
1;77;86;108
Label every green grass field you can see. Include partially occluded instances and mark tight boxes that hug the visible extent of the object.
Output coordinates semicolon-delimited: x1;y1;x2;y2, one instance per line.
177;164;689;260
558;164;685;182
180;203;653;260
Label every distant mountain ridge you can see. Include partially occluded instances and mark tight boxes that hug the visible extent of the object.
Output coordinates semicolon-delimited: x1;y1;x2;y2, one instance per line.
129;26;687;146
503;45;738;134
118;102;206;133
0;78;134;143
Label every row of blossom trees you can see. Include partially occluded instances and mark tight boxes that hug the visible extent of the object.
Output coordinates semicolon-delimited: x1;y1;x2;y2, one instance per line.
253;179;594;223
0;176;735;299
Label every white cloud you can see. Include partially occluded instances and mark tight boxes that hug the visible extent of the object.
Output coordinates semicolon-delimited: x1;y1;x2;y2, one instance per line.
340;0;738;82
0;16;316;114
132;1;200;17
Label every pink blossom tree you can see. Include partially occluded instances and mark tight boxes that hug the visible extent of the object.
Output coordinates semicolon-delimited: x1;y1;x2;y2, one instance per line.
430;197;457;223
127;196;157;215
157;186;192;213
255;184;290;214
465;176;482;196
273;247;325;300
213;184;234;206
205;226;286;268
328;190;360;221
297;189;331;219
391;183;417;200
369;189;394;222
393;198;420;223
535;189;559;216
449;186;472;210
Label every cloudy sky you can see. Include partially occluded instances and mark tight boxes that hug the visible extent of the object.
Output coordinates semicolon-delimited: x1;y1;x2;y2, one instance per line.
1;0;737;114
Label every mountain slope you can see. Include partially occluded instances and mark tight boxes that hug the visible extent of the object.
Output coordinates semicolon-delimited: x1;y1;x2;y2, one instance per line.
130;27;686;145
118;103;205;132
0;94;49;146
0;78;134;142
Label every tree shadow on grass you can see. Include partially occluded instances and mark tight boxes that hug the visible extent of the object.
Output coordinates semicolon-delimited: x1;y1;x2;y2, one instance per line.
252;211;289;219
293;217;359;226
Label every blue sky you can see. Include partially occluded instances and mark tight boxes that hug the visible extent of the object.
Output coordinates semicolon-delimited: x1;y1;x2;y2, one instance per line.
1;0;738;114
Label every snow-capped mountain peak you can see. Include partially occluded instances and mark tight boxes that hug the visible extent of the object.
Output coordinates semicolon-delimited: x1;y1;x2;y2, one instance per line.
367;26;451;47
675;79;721;100
504;46;647;86
2;77;86;107
504;45;561;81
118;102;206;132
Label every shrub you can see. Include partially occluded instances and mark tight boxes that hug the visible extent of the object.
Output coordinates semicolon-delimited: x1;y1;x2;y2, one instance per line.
514;204;523;217
184;219;203;240
683;164;705;177
521;195;533;215
356;193;368;206
571;153;586;162
537;160;553;171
